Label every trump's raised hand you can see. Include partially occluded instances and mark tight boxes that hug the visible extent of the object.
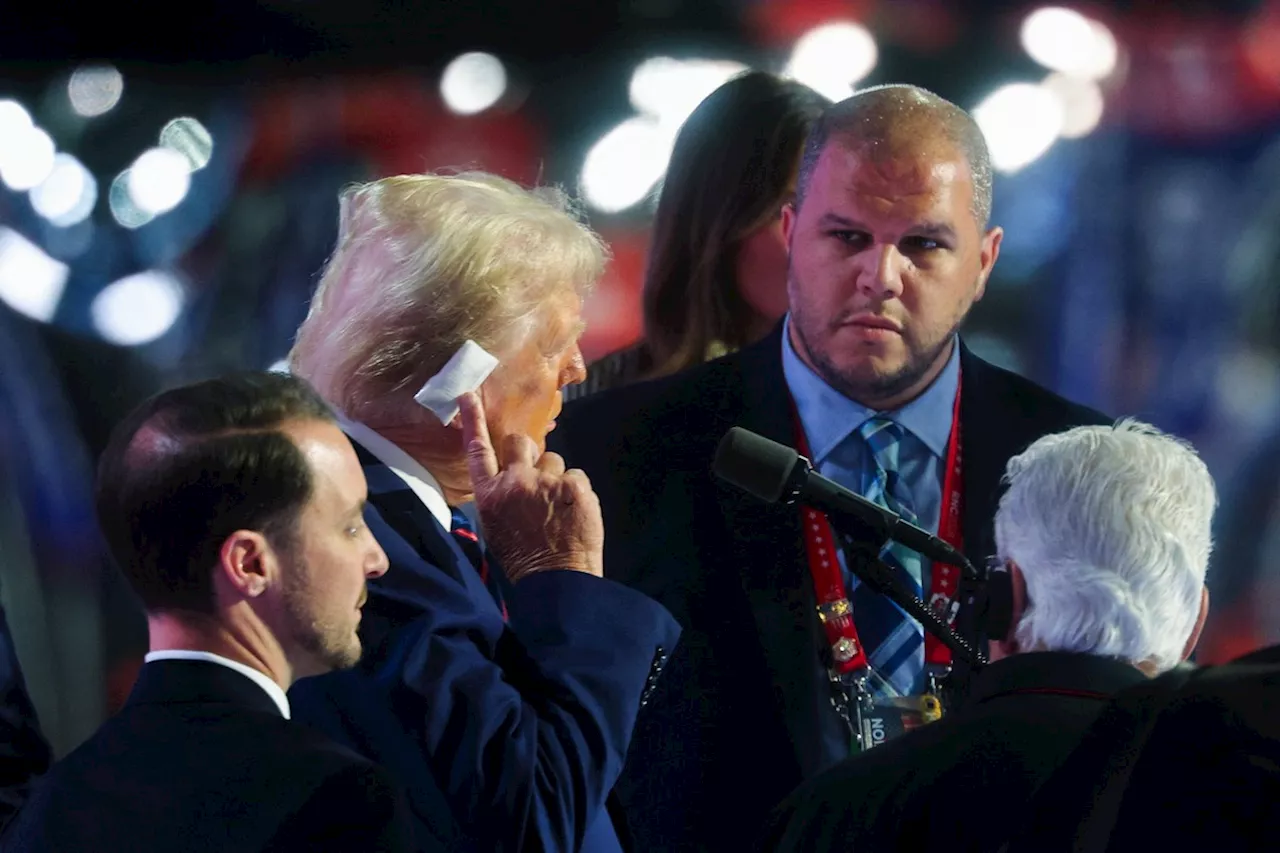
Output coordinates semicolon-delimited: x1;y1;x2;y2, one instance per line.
459;391;604;580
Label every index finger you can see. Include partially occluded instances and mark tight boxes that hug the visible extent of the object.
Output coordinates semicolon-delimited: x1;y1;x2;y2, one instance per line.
458;392;499;482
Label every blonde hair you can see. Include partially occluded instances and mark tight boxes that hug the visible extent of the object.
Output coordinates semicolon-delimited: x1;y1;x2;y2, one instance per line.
290;172;607;422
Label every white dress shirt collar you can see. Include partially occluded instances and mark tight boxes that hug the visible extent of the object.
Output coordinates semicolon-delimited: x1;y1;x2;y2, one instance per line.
338;417;454;531
144;649;291;719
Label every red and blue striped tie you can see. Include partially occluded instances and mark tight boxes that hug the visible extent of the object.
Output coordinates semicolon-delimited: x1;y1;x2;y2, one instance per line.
449;507;508;621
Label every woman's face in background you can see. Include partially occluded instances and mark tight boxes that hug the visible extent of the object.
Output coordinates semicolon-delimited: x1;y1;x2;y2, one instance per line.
735;211;792;325
734;157;801;329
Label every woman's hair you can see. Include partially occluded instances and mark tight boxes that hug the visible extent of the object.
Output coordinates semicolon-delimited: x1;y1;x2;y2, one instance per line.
638;71;827;379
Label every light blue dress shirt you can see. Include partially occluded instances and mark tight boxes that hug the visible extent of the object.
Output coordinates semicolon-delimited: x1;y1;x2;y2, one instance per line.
780;316;961;621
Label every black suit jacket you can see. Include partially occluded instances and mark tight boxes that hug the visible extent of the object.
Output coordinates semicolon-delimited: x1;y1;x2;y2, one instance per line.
549;326;1111;851
1;660;415;852
759;652;1149;852
1008;645;1280;853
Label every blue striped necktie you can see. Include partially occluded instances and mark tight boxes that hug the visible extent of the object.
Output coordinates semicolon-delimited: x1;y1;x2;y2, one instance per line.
850;418;925;698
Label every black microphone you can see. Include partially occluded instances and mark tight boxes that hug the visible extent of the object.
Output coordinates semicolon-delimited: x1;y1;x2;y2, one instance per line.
713;426;978;580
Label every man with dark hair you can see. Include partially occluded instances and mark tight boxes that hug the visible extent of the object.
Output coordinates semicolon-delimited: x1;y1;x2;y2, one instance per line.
2;372;414;852
550;83;1111;849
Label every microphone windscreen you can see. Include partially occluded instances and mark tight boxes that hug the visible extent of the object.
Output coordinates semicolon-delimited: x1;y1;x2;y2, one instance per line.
713;427;800;504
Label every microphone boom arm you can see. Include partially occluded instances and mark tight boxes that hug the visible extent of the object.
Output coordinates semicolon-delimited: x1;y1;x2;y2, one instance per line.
826;514;988;669
777;452;982;582
711;425;988;670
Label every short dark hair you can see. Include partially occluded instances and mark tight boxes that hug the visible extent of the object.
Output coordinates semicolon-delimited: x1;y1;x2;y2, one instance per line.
795;83;994;226
95;371;336;614
639;71;828;378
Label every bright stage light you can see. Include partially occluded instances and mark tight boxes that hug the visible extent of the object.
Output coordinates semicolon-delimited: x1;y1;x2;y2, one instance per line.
974;83;1064;173
91;270;185;346
160;117;214;171
126;148;191;215
785;22;878;102
1042;72;1105;138
441;52;508;115
68;64;124;117
30;154;98;227
580;116;677;214
629;57;749;128
1021;7;1118;80
0;227;69;322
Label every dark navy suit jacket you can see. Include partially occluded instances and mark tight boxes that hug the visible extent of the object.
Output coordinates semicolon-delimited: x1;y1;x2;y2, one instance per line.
290;441;681;853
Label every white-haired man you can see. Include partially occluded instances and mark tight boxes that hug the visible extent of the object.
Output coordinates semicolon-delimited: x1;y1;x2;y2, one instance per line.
762;419;1214;853
286;173;681;853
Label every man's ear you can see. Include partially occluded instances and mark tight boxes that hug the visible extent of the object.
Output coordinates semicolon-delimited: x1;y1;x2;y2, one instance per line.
781;202;798;249
216;530;274;600
974;225;1003;302
1181;585;1210;661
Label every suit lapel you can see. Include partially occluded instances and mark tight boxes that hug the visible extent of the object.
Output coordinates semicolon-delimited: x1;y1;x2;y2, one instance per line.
955;344;1072;693
349;440;477;589
718;328;840;776
958;345;1075;568
957;344;1013;569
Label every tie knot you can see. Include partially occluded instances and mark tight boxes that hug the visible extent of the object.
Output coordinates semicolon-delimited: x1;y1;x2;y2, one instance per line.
450;506;475;536
857;417;911;485
858;417;906;453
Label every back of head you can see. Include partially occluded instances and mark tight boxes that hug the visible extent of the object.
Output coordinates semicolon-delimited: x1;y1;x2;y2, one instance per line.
643;71;828;374
795;83;993;227
289;171;607;423
95;371;335;614
994;419;1217;673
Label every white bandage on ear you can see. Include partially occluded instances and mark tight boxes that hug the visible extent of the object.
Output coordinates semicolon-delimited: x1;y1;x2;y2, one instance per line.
413;340;500;425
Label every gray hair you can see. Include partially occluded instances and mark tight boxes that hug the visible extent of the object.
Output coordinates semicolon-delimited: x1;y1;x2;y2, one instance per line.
994;419;1217;673
795;83;994;227
289;172;608;423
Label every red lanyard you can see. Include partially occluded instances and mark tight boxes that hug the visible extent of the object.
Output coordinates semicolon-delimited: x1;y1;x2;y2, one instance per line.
793;374;964;678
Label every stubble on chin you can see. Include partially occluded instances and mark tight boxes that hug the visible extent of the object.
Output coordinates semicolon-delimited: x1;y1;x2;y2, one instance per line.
282;595;365;674
794;317;954;410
